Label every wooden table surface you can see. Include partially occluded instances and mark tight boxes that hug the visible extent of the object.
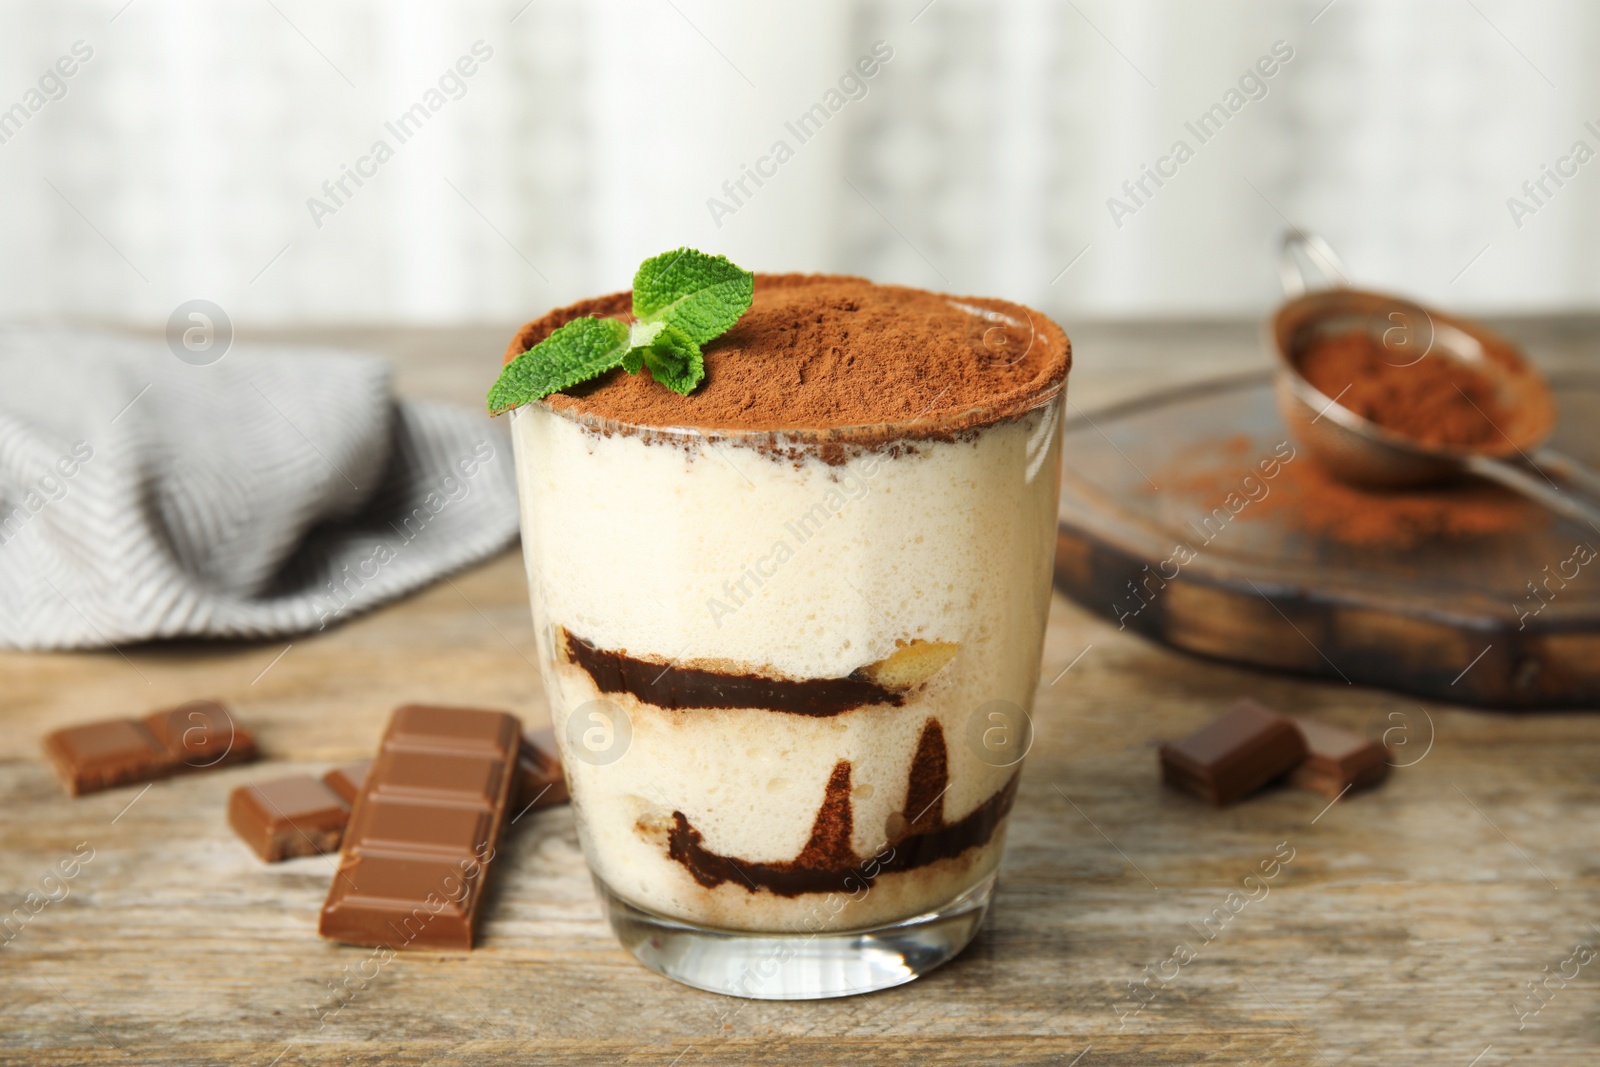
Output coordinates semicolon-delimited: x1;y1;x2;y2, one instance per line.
4;319;1598;1066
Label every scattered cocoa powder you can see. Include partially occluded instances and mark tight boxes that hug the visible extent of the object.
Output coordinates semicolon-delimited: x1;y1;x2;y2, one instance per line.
504;273;1069;433
1297;331;1516;448
1248;457;1540;547
1157;433;1543;549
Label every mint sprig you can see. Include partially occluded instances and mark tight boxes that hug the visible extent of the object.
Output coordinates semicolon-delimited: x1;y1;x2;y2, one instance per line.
488;248;753;415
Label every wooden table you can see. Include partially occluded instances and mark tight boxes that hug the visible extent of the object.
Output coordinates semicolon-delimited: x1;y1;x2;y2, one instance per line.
4;320;1597;1065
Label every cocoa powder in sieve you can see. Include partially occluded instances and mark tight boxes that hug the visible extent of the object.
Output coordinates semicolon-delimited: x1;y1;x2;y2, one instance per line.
1297;332;1516;448
505;273;1070;434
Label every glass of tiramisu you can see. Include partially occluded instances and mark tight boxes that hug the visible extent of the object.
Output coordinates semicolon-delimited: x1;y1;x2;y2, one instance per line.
502;271;1069;998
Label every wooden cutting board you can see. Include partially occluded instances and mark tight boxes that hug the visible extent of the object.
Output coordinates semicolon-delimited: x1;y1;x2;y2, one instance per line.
1053;369;1600;710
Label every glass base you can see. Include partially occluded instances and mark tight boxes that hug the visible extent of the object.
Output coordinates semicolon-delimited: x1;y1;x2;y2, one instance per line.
595;873;994;1000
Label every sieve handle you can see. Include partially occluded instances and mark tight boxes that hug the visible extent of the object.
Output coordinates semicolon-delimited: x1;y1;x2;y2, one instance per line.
1279;231;1352;299
1465;454;1600;532
1531;446;1600;502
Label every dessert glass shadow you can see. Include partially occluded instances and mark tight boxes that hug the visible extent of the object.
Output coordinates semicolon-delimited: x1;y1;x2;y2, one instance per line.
507;290;1068;999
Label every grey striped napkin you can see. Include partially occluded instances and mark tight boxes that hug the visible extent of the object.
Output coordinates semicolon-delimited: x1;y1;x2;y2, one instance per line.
0;327;519;650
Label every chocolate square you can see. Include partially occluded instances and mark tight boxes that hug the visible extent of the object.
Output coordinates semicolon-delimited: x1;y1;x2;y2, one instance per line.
1160;700;1308;806
320;852;482;950
388;704;520;754
43;720;172;796
143;699;258;771
229;776;351;862
1289;718;1390;799
377;750;507;804
347;795;494;858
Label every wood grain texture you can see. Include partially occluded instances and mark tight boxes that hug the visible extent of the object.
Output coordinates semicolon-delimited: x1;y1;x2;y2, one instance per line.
2;321;1598;1066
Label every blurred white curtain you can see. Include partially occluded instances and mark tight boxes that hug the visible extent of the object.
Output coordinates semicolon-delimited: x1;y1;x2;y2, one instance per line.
0;0;1596;325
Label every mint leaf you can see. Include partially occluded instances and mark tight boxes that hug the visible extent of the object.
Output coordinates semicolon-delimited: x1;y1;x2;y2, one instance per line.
633;248;754;344
641;325;704;395
486;248;752;414
487;316;630;415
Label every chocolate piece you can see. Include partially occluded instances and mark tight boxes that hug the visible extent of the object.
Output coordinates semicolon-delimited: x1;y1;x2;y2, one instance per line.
43;720;170;796
143;700;257;771
229;777;351;862
515;728;568;811
1289;718;1390;799
42;700;256;796
1159;700;1308;807
319;705;521;950
322;760;372;806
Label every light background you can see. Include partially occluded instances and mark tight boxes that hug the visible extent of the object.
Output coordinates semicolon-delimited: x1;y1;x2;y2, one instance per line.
1;0;1597;326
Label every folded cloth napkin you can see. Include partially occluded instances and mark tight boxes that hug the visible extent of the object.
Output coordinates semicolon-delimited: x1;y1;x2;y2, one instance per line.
0;327;519;650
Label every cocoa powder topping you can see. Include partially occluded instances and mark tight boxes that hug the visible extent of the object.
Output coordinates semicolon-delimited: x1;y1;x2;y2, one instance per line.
503;273;1069;433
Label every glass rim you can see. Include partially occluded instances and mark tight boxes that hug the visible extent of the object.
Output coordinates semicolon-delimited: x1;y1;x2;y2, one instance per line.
524;375;1068;447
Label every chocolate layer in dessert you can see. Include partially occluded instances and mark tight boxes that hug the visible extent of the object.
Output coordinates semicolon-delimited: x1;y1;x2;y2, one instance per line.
663;719;1018;897
562;628;960;717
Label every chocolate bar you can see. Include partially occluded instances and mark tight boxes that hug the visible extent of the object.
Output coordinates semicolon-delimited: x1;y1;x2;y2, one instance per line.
229;776;351;862
319;705;521;950
515;727;568;811
322;760;372;806
43;700;256;796
1289;718;1390;799
1160;700;1307;806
